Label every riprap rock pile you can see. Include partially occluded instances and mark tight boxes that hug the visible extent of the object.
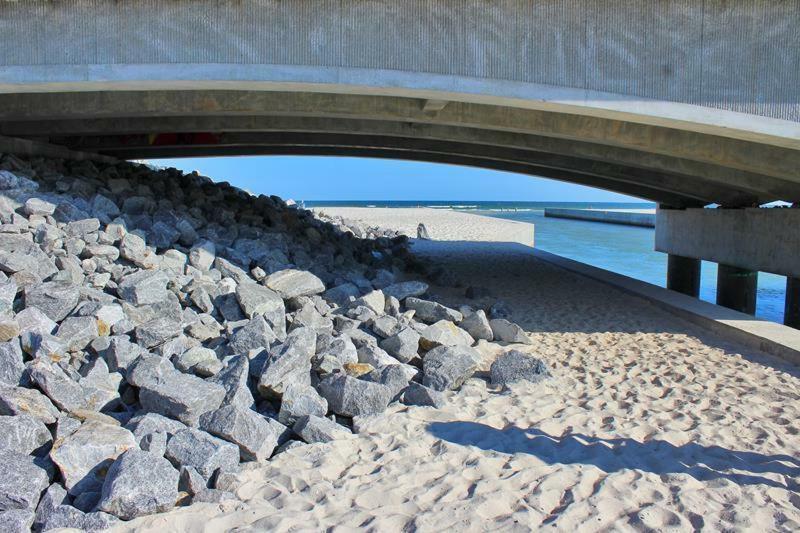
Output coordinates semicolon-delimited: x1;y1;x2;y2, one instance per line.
0;153;548;531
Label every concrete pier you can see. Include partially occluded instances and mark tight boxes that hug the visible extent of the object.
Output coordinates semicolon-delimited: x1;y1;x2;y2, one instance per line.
716;264;758;315
786;278;800;329
544;208;655;227
666;255;701;297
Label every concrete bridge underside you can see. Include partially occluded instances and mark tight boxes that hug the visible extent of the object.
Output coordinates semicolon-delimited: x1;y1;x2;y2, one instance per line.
2;0;800;326
0;0;799;209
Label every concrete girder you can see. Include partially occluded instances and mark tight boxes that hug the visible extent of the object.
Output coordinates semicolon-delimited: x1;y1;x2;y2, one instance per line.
1;90;798;183
56;131;749;205
99;143;703;208
20;115;797;203
36;116;794;204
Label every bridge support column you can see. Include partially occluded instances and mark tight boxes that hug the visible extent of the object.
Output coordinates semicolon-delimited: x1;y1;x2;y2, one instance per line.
716;264;758;315
785;277;800;329
666;254;701;297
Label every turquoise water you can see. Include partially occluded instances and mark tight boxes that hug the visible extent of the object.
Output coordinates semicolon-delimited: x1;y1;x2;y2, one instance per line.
304;201;787;323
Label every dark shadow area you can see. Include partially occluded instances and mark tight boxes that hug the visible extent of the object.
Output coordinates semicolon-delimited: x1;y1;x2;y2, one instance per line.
428;421;800;490
409;238;800;377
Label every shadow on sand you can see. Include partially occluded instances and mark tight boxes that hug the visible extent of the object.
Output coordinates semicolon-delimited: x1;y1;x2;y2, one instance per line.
428;421;800;490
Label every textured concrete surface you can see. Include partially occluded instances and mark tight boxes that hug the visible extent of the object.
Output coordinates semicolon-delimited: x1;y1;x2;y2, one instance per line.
0;0;798;207
655;208;800;278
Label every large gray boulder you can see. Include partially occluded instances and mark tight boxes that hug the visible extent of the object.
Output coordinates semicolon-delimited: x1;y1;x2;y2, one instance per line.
33;483;68;531
0;450;50;511
228;315;276;354
235;283;286;339
379;327;420;363
125;412;188;441
0;414;51;455
318;374;393;417
55;316;99;351
405;297;462;324
135;317;183;349
199;405;277;462
460;310;494;341
382;281;428;301
23;281;80;322
488;318;532;344
49;421;137;496
0;340;26;387
138;369;226;427
490;350;551;388
97;449;179;520
316;335;358;365
419;320;474;350
278;383;328;426
28;359;87;413
293;415;353;444
257;327;316;397
264;269;325;299
0;509;34;533
0;385;59;424
164;428;239;480
422;345;481;391
402;382;446;408
209;355;255;410
117;269;170;306
188;240;216;271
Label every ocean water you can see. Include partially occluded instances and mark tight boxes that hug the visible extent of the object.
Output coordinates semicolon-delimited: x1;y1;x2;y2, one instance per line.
304;201;787;324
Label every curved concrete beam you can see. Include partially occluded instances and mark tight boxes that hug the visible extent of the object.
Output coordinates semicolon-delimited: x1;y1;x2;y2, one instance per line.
36;115;798;203
107;144;700;208
2;91;797;184
60;131;756;205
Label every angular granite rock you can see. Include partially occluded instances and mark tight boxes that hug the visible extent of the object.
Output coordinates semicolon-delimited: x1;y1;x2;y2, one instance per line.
402;382;446;408
138;369;225;427
318;374;393;417
264;269;325;299
135;317;183;349
117;269;170;306
419;320;474;350
489;318;532;344
209;355;254;410
235;283;286;339
405;297;462;324
0;450;50;511
23;281;80;322
164;428;240;480
490;350;551;388
97;449;179;520
199;405;277;462
0;414;51;455
293;415;353;444
422;345;481;392
0;385;60;424
227;315;276;354
460;310;494;341
49;421;137;496
257;327;316;397
382;281;428;301
278;383;328;426
379;327;420;363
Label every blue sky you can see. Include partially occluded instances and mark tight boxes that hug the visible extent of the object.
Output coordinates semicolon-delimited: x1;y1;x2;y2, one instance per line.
147;156;643;203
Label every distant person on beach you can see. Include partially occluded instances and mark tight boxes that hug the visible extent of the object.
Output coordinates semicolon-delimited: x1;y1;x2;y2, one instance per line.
417;223;431;240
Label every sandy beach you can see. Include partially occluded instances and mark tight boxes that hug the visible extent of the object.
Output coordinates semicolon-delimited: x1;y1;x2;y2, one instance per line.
116;208;800;532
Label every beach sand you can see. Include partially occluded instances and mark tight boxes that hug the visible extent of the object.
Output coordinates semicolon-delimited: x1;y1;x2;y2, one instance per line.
116;208;800;532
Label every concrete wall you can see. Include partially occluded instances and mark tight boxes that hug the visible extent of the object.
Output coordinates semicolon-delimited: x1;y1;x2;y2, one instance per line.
0;0;798;129
655;208;800;278
545;208;655;228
